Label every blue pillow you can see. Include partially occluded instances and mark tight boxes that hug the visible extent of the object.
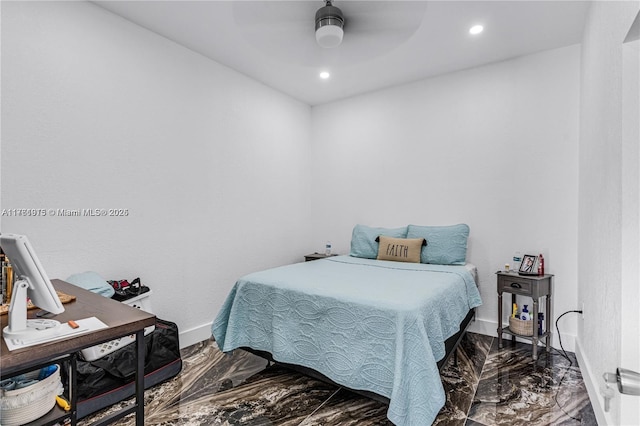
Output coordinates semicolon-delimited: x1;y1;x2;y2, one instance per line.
350;224;408;259
406;224;470;265
65;271;115;298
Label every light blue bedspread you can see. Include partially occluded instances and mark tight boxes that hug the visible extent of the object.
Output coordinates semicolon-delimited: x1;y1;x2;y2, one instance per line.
212;256;482;425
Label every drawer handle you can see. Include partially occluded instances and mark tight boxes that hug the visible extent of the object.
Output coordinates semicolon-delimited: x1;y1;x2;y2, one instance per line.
510;282;522;289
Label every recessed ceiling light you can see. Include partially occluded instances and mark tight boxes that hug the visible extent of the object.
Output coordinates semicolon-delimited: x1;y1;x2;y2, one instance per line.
469;25;484;35
319;71;330;79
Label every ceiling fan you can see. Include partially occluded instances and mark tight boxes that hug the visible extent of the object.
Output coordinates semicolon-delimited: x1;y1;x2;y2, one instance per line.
233;1;427;65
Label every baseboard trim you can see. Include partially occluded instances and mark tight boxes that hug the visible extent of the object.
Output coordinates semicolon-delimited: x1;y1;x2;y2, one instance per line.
575;339;609;425
468;317;498;337
177;319;578;362
179;322;212;349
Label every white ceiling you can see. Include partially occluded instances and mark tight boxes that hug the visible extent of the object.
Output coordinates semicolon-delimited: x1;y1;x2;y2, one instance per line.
93;1;590;106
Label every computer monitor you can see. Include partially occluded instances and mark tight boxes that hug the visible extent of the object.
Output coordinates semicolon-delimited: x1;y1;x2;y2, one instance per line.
1;233;65;342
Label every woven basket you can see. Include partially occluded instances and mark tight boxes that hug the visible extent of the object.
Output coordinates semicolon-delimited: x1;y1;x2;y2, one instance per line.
0;364;62;426
509;317;534;336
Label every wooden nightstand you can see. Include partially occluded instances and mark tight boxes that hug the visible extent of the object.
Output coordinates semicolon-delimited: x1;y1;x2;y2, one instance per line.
497;271;553;360
304;253;339;262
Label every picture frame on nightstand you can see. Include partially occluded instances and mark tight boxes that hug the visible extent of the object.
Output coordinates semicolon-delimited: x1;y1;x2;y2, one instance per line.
518;254;538;275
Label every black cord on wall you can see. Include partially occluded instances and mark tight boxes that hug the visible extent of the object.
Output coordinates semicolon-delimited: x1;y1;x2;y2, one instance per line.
555;310;582;361
552;310;583;421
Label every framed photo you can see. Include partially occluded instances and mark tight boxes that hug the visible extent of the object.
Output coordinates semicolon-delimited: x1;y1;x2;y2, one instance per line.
518;254;538;275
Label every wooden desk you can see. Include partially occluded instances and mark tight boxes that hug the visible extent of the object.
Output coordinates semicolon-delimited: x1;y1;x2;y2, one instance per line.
1;279;156;425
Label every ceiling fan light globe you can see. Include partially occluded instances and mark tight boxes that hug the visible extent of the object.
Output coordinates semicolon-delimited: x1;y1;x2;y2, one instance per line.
316;25;344;48
315;1;344;48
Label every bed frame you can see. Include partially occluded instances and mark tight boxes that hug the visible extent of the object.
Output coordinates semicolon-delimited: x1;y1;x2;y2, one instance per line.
241;307;476;405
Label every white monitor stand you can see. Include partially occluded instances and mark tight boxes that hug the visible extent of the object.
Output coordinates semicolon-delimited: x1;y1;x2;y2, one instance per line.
3;278;61;342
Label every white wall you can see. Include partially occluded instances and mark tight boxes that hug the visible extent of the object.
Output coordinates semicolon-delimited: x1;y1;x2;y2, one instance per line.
310;45;581;349
1;1;312;347
621;36;640;426
577;2;640;425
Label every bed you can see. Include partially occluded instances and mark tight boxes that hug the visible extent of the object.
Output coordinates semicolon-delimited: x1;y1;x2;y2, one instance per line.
212;224;482;425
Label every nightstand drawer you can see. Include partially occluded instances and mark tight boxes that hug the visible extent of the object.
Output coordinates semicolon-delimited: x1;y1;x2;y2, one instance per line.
498;275;533;296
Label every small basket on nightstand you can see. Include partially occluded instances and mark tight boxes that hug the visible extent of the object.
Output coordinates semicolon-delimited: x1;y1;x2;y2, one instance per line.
509;317;534;336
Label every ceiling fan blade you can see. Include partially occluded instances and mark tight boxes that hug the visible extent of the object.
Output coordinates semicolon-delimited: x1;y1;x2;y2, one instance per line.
234;1;314;29
341;1;427;35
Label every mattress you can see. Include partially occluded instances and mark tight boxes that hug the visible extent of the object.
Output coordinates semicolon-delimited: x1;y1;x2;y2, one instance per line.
212;256;482;425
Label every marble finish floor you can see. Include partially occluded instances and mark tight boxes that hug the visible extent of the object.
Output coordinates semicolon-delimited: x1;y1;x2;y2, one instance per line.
80;333;596;425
